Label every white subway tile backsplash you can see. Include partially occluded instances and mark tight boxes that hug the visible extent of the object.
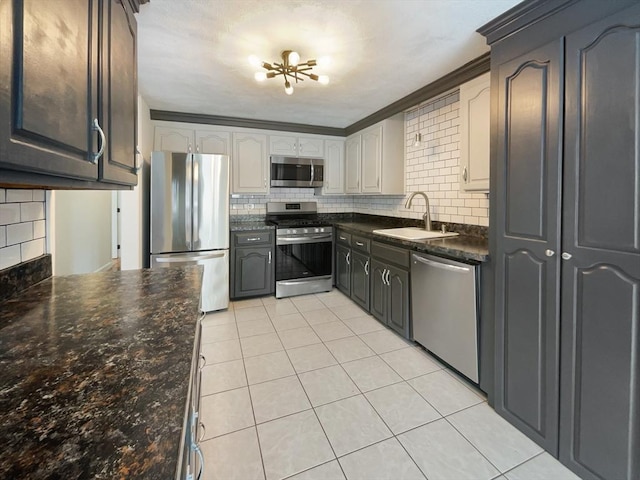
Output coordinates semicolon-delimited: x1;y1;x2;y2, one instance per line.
0;245;21;270
6;189;32;203
6;222;33;246
0;204;21;225
32;190;45;201
0;189;48;270
21;238;45;262
21;202;45;222
33;219;46;239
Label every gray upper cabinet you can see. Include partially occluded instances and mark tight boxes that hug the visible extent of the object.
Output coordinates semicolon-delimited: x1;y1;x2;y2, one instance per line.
482;1;640;479
493;39;563;455
0;0;138;189
560;9;640;480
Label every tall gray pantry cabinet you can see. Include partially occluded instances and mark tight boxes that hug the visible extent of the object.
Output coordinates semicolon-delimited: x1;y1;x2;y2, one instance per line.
479;1;640;480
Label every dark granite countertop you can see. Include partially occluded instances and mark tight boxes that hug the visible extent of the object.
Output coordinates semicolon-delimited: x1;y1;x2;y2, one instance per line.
335;221;489;262
229;220;275;232
0;267;202;479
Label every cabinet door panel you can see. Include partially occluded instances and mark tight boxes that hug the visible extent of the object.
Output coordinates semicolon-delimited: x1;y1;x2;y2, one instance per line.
154;126;194;152
234;248;271;298
99;0;137;185
370;259;386;324
561;7;640;480
0;0;97;180
460;72;490;191
345;136;361;193
361;126;381;193
232;133;268;194
323;139;344;194
494;40;563;454
335;244;351;296
298;137;323;157
387;266;410;338
350;251;369;311
269;135;297;156
196;130;230;155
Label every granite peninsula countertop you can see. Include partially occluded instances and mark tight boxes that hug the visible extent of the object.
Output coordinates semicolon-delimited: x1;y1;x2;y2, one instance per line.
0;267;202;479
334;221;489;262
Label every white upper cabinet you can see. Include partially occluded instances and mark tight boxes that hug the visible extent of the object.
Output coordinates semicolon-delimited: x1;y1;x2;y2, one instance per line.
269;135;324;158
154;125;194;152
323;139;345;194
344;114;404;195
232;133;268;194
345;135;361;193
153;124;230;155
459;72;490;192
195;129;230;155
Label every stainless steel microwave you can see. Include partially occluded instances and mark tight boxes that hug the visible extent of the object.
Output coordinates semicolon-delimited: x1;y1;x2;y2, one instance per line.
270;156;324;188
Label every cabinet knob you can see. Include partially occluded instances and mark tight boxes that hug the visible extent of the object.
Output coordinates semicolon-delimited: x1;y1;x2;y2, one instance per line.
545;249;555;257
463;166;468;182
561;252;572;260
268;251;272;264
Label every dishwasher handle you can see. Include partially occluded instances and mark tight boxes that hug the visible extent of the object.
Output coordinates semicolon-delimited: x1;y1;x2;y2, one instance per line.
412;254;471;273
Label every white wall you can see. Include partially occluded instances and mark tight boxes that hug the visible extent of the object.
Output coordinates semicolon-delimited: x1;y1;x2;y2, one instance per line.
119;95;153;270
50;190;113;275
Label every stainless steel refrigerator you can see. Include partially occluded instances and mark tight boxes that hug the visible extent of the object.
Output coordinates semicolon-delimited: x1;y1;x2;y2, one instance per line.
150;151;230;312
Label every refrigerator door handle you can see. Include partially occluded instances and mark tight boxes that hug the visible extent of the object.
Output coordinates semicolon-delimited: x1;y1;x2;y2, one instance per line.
155;252;227;263
185;154;193;250
192;156;200;246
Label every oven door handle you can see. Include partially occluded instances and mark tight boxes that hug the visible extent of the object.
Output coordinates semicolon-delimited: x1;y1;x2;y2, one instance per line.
277;234;333;244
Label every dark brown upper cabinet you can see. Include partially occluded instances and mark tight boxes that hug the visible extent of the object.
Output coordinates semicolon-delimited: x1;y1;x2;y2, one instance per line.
0;0;137;189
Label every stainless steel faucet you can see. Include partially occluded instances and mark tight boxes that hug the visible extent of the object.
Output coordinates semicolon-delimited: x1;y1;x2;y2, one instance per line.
405;191;432;231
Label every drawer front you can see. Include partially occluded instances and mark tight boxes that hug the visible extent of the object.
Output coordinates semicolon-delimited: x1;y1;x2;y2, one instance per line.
372;241;410;269
234;231;273;246
336;230;351;246
352;234;370;253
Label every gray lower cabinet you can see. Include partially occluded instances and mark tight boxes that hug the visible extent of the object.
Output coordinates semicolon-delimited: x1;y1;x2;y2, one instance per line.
482;2;640;479
230;231;274;299
335;243;351;296
350;250;370;311
370;242;411;339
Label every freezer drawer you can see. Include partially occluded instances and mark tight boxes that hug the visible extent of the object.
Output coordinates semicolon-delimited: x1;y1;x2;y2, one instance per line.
411;253;479;383
151;250;229;312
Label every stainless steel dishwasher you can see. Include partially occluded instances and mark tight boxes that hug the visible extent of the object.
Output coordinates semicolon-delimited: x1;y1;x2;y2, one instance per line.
411;253;479;383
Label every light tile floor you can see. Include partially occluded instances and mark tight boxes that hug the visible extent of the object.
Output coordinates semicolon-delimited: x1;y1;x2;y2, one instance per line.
198;289;582;480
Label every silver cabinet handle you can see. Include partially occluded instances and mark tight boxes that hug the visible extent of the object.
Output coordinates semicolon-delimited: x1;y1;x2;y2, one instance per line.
188;144;192;153
463;166;468;182
264;179;267;188
199;354;206;369
192;440;204;479
346;251;350;266
561;252;572;260
339;235;347;241
381;268;387;285
155;252;226;263
364;260;369;275
268;251;272;264
198;422;206;443
92;118;105;163
385;269;391;285
355;241;364;247
245;237;261;242
545;249;555;257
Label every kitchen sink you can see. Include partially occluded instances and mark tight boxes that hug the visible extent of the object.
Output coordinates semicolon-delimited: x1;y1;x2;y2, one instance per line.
372;227;459;240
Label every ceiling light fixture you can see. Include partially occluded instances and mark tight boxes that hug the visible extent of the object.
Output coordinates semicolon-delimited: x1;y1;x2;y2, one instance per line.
250;50;329;95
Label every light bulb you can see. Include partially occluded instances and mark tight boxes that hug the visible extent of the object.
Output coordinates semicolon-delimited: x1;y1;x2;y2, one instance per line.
413;132;422;147
318;75;329;85
284;81;294;95
254;71;267;82
317;56;331;67
248;55;261;67
288;51;300;67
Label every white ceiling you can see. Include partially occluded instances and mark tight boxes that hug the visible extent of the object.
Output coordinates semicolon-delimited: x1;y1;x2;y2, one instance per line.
137;0;520;129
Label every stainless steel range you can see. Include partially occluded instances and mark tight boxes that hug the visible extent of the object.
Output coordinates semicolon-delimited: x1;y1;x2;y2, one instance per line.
266;202;333;298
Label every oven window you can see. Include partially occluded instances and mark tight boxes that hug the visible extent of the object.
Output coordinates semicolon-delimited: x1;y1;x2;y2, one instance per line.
275;241;332;281
272;163;312;181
